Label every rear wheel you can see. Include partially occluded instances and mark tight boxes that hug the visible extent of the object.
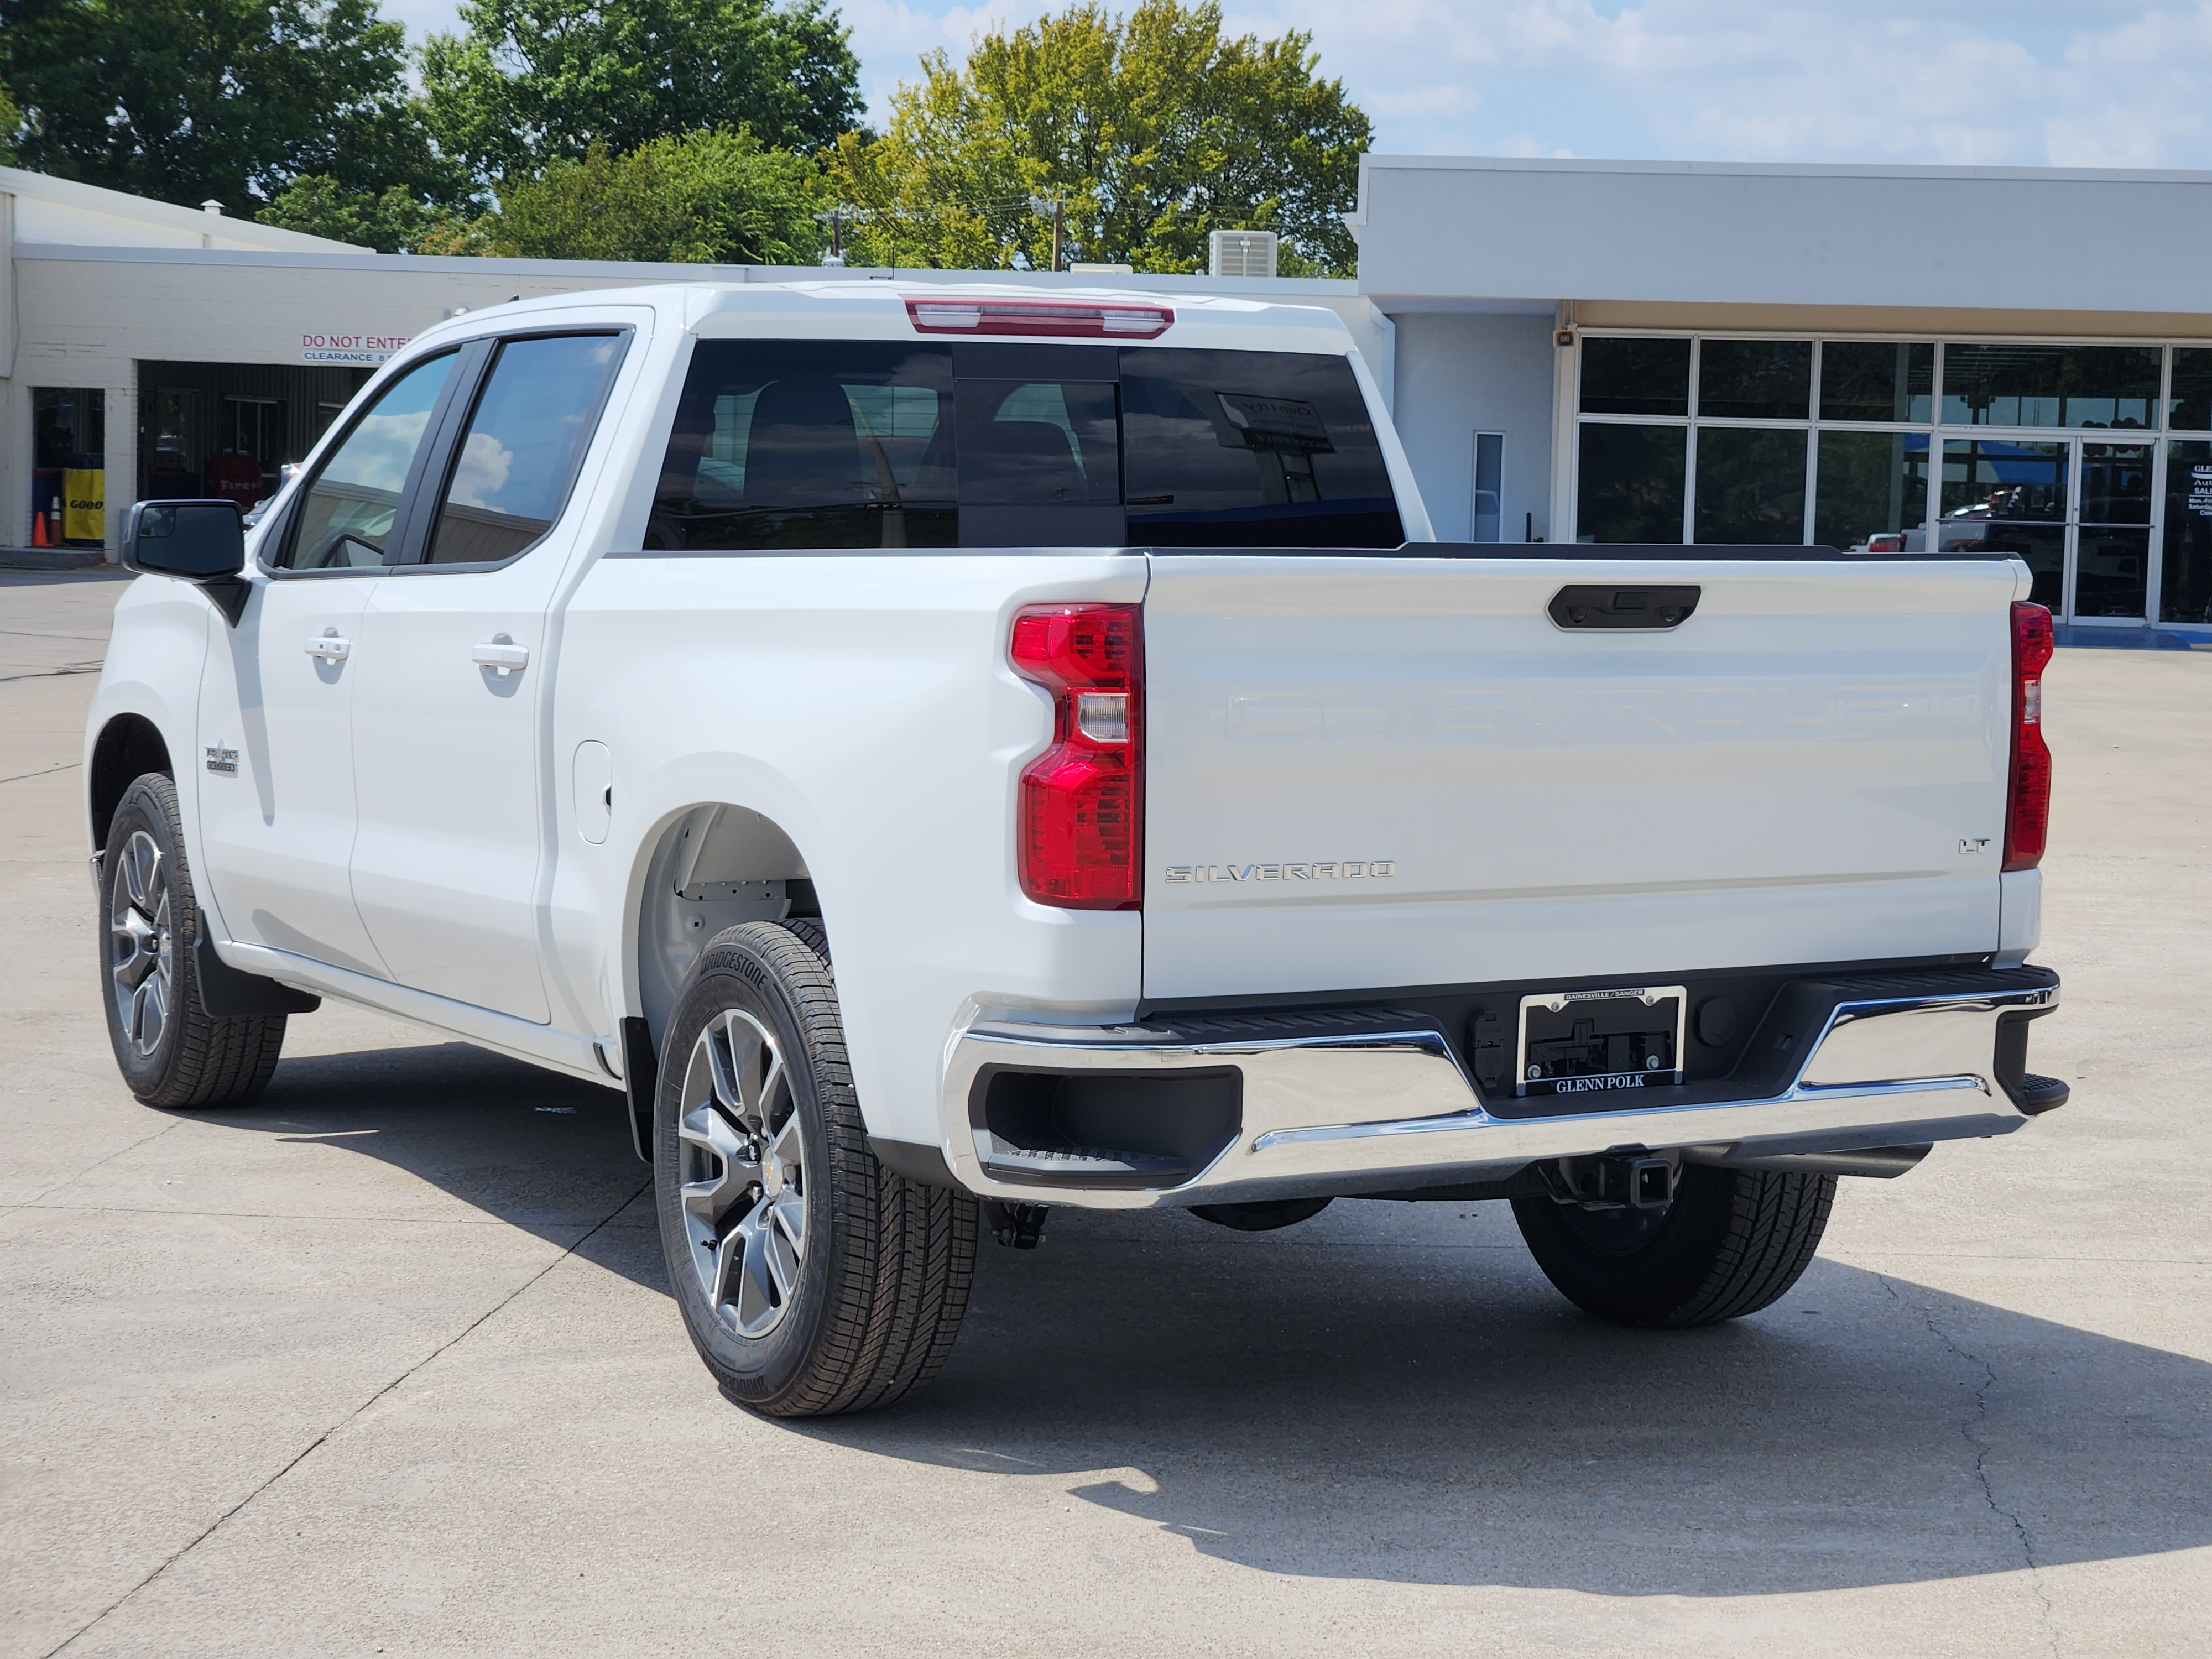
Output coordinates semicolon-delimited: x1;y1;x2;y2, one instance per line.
1511;1163;1836;1327
1188;1196;1333;1231
654;921;976;1416
98;773;286;1108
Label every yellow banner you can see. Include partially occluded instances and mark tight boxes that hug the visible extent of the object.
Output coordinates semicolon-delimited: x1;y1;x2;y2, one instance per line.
63;468;105;543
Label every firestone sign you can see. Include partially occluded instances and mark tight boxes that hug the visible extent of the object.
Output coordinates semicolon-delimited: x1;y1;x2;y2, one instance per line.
300;331;410;366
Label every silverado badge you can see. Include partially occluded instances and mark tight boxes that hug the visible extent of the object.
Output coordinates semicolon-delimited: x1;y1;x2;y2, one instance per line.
1164;861;1395;884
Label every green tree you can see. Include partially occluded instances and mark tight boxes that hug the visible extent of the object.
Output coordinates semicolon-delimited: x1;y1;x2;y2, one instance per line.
0;84;19;165
0;0;465;215
256;175;477;253
825;0;1369;275
421;0;863;183
483;129;823;264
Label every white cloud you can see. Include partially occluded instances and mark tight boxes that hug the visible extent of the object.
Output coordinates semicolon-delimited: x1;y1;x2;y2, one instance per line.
449;431;515;509
1245;0;2212;165
375;0;2212;168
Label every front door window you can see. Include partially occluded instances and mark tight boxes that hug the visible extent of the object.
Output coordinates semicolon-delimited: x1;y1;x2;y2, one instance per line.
280;352;457;569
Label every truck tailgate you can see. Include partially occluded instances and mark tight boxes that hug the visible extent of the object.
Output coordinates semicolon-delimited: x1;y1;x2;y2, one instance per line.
1140;553;2025;1001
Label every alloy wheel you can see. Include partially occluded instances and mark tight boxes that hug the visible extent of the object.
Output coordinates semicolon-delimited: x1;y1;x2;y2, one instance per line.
109;830;174;1057
676;1008;807;1338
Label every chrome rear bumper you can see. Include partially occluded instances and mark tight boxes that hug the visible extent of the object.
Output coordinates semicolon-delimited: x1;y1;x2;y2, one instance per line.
940;969;2060;1208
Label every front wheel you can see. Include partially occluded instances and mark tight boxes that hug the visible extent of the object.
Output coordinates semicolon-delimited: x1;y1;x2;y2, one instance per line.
98;773;286;1108
654;922;977;1416
1511;1163;1837;1328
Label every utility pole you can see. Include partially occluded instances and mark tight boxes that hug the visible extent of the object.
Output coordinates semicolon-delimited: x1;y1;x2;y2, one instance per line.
1027;194;1069;272
812;206;853;267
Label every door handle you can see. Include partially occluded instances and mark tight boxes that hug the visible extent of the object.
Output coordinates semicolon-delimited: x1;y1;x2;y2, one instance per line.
1547;585;1701;630
306;635;351;663
473;640;530;676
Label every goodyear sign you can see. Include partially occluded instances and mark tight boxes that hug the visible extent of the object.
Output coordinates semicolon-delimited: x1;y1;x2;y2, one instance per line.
63;468;104;542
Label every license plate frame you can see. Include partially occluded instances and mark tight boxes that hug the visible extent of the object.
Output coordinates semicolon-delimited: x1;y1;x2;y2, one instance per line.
1515;985;1687;1099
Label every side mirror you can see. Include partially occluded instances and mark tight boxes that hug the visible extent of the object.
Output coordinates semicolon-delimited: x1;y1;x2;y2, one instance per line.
121;500;250;624
123;499;244;578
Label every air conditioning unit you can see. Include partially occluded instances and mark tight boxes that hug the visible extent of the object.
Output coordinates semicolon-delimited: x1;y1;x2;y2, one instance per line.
1208;229;1279;279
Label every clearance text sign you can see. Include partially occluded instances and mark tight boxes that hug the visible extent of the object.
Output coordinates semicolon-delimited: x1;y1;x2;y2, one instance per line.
300;331;410;366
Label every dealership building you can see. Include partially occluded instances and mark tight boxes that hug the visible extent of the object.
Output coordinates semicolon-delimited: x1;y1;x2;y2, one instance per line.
6;153;2210;639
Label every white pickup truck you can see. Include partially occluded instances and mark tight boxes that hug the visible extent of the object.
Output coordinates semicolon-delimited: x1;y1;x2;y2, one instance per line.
88;282;2066;1417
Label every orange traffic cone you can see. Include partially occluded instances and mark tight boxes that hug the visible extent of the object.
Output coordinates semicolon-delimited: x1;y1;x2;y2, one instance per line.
30;507;49;547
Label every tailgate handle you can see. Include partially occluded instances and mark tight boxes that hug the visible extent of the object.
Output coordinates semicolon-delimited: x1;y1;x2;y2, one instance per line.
1548;585;1700;630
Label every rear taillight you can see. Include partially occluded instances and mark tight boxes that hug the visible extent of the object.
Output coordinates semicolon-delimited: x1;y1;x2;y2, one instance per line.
906;296;1173;339
1010;604;1142;909
2004;600;2054;872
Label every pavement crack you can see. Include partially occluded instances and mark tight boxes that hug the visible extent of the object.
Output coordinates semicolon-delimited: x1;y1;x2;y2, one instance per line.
3;1120;183;1217
1879;1272;2058;1656
39;1177;652;1658
20;1201;545;1225
0;760;82;785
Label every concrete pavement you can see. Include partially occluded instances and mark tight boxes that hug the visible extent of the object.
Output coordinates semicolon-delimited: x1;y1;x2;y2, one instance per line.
3;569;2208;1657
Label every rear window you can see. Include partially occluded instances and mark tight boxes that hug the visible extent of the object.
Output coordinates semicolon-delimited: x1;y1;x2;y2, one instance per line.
1120;349;1402;547
649;340;1401;551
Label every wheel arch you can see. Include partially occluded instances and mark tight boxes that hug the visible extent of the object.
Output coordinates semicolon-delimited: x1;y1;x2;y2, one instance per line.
628;800;816;1057
89;713;174;853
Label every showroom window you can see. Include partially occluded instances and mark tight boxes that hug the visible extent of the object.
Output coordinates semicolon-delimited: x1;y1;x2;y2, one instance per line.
1572;334;2212;627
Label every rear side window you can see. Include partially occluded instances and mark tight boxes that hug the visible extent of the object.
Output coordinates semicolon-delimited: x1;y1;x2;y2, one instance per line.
279;351;456;569
424;333;627;565
649;338;1401;551
1121;349;1402;547
652;342;957;550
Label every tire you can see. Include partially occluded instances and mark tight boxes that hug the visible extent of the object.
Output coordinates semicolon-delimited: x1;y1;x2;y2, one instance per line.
1510;1163;1836;1328
98;773;287;1108
781;916;830;963
1188;1196;1333;1231
654;921;976;1416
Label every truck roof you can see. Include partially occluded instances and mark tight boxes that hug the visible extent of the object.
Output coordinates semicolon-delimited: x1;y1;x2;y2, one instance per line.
409;278;1361;358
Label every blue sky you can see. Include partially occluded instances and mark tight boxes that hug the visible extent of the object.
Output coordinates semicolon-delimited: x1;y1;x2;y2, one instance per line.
380;0;2212;168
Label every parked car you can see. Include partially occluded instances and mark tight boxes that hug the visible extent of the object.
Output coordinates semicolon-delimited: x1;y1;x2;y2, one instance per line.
87;283;2065;1416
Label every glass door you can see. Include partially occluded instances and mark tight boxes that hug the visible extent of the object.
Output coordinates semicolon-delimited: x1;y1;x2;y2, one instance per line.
2071;440;2153;622
1939;436;2068;609
1939;435;2155;620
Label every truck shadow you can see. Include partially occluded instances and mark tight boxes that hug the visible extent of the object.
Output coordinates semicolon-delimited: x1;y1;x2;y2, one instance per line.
199;1038;660;1275
849;1213;2212;1594
212;1039;2211;1597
